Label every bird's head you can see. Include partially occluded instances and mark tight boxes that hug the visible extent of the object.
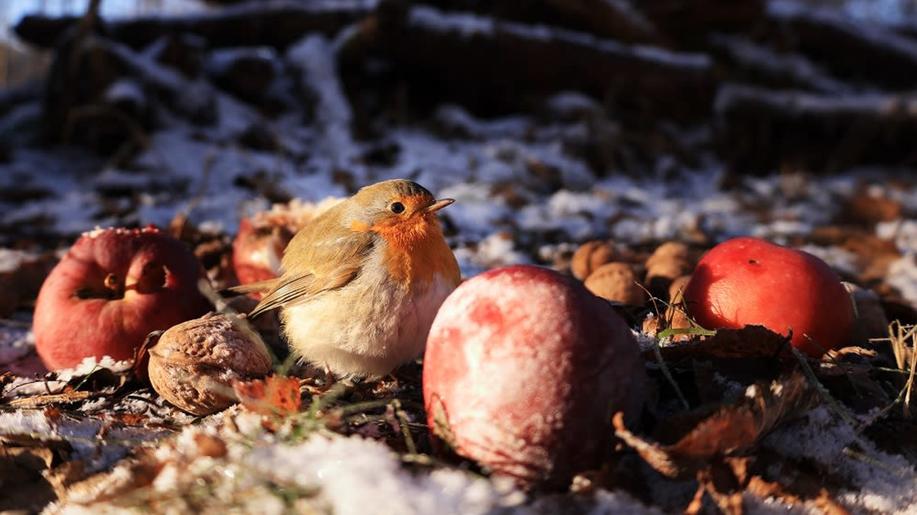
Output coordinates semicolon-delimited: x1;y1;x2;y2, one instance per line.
348;179;453;234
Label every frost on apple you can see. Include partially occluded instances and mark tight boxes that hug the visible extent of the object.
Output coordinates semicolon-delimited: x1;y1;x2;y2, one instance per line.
423;265;645;488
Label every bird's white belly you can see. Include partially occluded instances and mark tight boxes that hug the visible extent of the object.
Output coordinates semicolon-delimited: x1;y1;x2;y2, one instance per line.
281;271;456;378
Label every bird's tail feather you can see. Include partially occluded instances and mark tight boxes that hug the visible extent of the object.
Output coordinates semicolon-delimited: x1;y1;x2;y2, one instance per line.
226;279;278;295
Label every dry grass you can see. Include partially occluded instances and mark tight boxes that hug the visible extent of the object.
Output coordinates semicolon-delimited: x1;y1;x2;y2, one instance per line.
887;322;917;418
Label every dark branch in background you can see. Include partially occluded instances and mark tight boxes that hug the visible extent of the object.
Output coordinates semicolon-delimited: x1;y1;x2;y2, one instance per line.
14;1;373;51
7;0;917;175
716;85;917;174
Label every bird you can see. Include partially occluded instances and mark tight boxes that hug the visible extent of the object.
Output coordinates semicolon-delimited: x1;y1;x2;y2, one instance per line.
239;179;461;379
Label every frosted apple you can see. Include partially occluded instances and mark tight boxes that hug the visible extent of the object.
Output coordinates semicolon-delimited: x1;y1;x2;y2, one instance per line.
34;226;211;370
423;265;645;489
232;198;341;287
683;237;854;357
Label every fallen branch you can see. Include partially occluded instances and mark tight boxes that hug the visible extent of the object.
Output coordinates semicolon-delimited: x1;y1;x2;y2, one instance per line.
367;5;715;119
421;0;664;45
767;0;917;90
14;0;375;50
715;84;917;174
708;34;853;94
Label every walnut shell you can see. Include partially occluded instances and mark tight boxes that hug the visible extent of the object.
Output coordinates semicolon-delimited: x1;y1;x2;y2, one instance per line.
571;240;617;280
645;241;692;270
148;312;272;415
645;242;695;300
668;275;692;304
584;262;647;306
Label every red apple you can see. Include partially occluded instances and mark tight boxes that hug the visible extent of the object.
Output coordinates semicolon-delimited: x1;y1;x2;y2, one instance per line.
231;216;292;286
231;198;341;288
34;226;212;370
683;237;854;357
423;265;645;489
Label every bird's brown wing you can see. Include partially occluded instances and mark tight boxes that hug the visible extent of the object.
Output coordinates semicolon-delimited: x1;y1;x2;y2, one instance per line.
247;215;373;319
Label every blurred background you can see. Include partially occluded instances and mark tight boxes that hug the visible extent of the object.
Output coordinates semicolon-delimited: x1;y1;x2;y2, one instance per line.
1;0;916;296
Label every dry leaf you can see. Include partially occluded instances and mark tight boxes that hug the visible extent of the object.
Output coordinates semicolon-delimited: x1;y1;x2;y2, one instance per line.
232;375;302;416
653;325;790;362
193;433;228;458
614;371;817;478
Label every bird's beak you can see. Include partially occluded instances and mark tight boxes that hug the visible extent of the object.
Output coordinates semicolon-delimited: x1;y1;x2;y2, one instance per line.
425;198;455;213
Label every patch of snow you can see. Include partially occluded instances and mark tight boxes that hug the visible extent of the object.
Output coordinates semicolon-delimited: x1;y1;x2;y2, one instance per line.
796;244;860;276
53;355;134;382
287;34;357;169
877;219;917;254
886;254;917;306
0;410;53;435
454;232;531;278
518;189;616;241
763;406;917;513
103;79;147;107
0;324;33;365
250;434;524;515
434;104;531;140
439;182;513;240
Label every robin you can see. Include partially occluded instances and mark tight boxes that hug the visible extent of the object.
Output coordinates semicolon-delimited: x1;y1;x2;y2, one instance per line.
240;179;461;378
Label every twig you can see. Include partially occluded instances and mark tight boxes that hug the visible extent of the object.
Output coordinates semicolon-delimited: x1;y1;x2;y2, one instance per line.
651;339;690;410
790;346;861;431
392;399;417;455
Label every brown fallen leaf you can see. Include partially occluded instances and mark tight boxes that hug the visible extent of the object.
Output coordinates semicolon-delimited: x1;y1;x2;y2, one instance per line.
52;449;163;506
193;433;228;458
613;370;817;478
746;473;849;515
651;325;791;362
686;457;850;515
232;375;302;416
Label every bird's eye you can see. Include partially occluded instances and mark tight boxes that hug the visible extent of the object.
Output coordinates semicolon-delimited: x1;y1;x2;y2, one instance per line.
390;202;405;214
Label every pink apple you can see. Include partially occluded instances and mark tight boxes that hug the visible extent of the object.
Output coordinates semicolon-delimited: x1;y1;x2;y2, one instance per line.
423;265;645;489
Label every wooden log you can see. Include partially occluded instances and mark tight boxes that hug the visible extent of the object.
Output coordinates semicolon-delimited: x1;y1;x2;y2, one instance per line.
367;5;715;120
14;0;374;50
708;34;853;94
640;0;764;45
767;0;917;90
715;84;917;174
420;0;664;45
42;30;218;151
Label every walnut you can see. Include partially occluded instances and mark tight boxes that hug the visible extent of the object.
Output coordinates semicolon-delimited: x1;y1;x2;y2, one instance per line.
667;275;692;304
646;241;691;266
645;242;695;300
148;313;273;415
584;262;647;306
571;240;617;280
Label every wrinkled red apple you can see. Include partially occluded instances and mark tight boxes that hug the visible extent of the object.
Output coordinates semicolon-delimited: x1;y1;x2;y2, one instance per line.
423;265;645;489
231;217;292;286
232;198;341;287
683;237;854;357
34;226;212;370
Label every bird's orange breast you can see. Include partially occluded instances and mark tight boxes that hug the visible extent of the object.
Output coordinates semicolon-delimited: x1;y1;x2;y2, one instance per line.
373;216;460;287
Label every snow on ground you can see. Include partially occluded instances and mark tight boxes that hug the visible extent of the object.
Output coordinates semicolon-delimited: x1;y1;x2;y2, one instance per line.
764;406;917;514
45;408;663;515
